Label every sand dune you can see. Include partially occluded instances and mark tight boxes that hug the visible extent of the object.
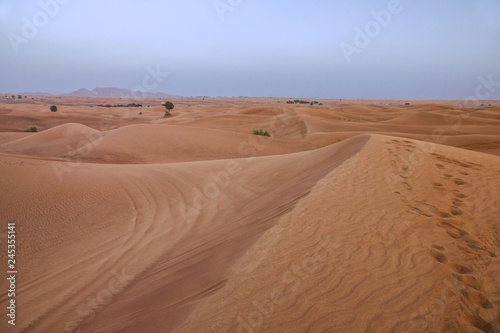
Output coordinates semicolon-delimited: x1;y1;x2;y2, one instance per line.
1;123;103;158
0;98;499;332
67;124;314;163
0;134;368;332
1;123;314;163
177;135;500;332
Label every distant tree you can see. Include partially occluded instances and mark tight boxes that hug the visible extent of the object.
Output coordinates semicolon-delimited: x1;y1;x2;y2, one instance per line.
50;105;57;112
164;101;174;117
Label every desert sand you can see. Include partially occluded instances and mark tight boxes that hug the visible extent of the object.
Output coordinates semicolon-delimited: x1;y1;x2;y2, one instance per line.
0;97;499;332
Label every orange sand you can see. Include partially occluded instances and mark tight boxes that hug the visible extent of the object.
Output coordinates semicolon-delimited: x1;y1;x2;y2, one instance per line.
0;97;499;332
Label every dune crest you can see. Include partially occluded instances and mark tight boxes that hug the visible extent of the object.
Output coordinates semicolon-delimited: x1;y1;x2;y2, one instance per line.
0;134;368;332
1;123;103;158
177;135;500;332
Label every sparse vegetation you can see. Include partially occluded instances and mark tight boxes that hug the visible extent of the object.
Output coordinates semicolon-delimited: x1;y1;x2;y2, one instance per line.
164;101;174;117
287;100;319;105
25;126;38;132
253;129;271;137
139;112;143;115
50;105;57;112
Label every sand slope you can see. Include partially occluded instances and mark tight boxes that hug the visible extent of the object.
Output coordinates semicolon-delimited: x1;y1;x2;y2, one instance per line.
176;135;500;333
0;134;368;332
0;123;103;158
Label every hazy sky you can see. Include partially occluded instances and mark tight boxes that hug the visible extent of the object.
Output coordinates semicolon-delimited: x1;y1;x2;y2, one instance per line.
1;0;499;99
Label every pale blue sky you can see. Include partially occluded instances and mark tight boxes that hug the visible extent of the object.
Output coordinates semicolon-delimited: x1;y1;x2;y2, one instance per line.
1;0;499;99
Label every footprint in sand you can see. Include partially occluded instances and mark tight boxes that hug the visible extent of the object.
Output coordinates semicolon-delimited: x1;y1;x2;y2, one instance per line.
453;191;467;198
409;206;433;217
429;246;448;264
454;274;481;290
449;263;473;274
454;178;467;185
459;162;472;168
449;206;463;216
439;221;469;239
464;314;495;333
435;211;452;218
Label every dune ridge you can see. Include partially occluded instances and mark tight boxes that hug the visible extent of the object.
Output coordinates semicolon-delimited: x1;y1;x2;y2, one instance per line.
0;134;368;332
176;135;500;332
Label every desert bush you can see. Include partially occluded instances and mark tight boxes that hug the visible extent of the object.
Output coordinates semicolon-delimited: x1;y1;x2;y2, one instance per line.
253;129;271;137
50;105;57;112
25;126;38;132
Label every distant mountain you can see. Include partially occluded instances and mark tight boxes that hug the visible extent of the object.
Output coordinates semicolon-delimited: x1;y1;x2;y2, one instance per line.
65;88;93;97
62;87;179;98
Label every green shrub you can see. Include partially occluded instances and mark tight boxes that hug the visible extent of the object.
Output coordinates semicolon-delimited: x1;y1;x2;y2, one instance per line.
50;105;57;112
25;126;38;132
253;129;271;137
